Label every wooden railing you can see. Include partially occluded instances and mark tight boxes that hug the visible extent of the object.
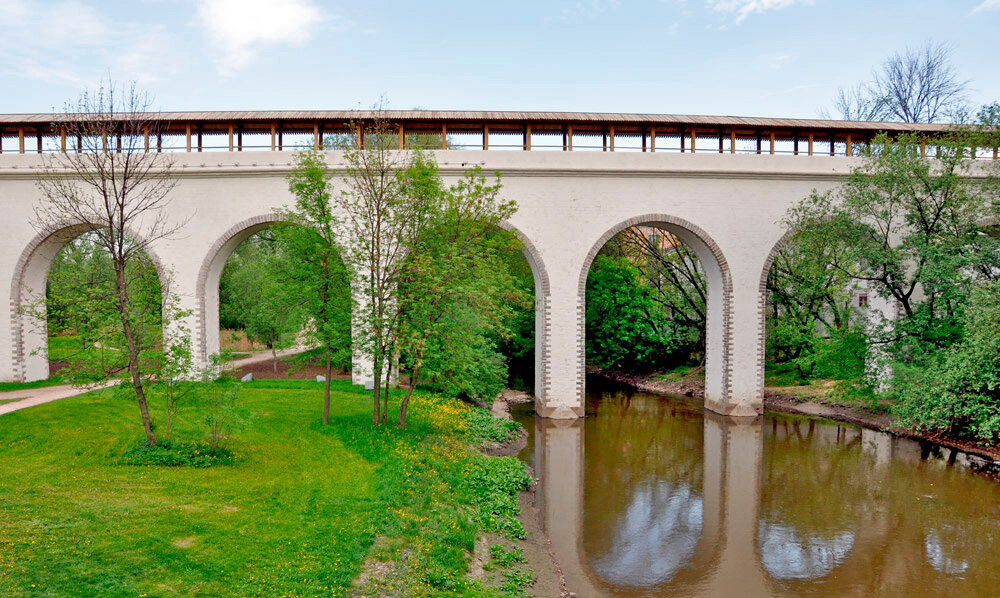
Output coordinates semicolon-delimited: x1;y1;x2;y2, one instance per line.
1;110;992;159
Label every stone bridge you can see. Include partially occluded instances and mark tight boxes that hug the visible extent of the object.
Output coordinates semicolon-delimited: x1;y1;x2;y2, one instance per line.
0;111;951;418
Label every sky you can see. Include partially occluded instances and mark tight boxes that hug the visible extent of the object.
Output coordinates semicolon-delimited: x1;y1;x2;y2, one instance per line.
2;0;999;118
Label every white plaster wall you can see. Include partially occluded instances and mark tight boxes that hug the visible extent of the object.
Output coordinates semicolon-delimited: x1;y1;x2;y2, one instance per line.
0;150;856;417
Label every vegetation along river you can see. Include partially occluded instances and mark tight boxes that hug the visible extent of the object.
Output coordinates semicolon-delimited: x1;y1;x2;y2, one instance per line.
511;376;1000;597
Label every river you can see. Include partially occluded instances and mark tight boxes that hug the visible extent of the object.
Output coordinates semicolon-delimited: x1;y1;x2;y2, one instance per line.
511;376;1000;597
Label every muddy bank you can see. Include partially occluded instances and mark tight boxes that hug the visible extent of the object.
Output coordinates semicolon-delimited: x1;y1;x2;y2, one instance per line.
490;390;570;598
589;366;1000;463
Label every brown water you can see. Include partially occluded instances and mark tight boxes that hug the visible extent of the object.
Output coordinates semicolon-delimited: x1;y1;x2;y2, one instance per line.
512;379;1000;597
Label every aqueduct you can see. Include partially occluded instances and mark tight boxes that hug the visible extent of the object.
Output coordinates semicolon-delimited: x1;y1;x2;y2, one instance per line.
0;111;955;418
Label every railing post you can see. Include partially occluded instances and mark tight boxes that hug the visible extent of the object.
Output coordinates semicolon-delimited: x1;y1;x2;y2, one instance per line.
690;129;696;154
524;124;530;151
769;132;775;155
228;123;233;151
37;132;43;154
60;128;66;153
186;122;191;152
730;130;735;154
314;122;320;150
718;129;723;154
358;123;364;150
846;134;853;157
755;130;761;155
400;124;406;150
793;132;798;156
609;126;614;152
271;122;276;151
198;129;203;152
808;133;814;156
568;125;573;151
238;126;243;152
681;130;685;153
650;127;655;152
442;123;448;150
920;139;926;158
144;127;149;153
830;134;835;156
482;124;488;151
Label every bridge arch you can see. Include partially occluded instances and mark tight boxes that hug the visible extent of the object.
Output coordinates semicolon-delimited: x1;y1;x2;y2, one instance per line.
576;213;734;411
194;213;285;364
497;220;552;400
9;223;170;382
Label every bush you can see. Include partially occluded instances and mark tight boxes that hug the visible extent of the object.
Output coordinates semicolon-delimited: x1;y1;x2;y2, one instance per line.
119;439;237;467
464;456;532;539
467;408;521;443
891;281;1000;443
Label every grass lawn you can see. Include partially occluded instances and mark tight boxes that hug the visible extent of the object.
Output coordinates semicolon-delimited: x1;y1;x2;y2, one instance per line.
0;379;529;597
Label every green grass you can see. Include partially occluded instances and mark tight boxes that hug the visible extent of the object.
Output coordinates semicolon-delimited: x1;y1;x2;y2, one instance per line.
47;334;84;363
0;398;25;406
0;378;530;597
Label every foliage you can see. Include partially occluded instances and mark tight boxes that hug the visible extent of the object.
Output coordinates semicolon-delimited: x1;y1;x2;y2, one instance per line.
462;456;533;539
118;438;236;467
892;281;1000;442
218;231;303;371
585;253;689;372
282;148;353;423
395;152;525;420
467;408;522;444
783;129;1000;377
489;543;526;568
500;566;534;597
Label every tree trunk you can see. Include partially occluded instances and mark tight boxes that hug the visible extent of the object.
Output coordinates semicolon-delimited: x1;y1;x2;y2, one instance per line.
398;364;420;427
115;262;157;446
372;366;382;425
322;352;332;425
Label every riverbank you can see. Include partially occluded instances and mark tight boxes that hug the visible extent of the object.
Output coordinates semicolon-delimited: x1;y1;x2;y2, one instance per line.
588;366;1000;463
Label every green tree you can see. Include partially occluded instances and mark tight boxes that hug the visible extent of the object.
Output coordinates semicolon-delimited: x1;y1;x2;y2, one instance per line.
219;233;302;372
282;149;353;425
786;130;1000;363
585;252;682;372
395;152;523;425
892;280;1000;442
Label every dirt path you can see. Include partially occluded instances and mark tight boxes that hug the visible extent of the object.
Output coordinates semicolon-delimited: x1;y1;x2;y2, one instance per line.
0;382;112;416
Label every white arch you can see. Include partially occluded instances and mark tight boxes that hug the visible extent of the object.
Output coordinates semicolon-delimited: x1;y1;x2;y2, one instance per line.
576;213;734;413
9;223;170;382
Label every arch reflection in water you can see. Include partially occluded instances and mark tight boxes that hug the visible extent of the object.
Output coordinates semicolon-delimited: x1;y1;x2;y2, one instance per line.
517;383;1000;597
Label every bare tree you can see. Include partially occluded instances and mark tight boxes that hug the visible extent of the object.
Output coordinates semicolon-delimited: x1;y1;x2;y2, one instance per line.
33;82;185;446
829;41;970;123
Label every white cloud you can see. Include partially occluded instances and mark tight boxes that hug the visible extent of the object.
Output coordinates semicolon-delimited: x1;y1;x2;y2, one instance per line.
197;0;326;74
971;0;1000;12
707;0;814;22
0;1;181;88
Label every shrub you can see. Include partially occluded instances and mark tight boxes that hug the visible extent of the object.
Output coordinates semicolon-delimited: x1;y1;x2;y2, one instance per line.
891;281;1000;443
467;408;521;443
119;439;237;468
464;456;532;539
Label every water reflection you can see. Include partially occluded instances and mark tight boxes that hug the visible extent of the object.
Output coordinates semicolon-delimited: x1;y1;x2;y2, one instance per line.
515;380;1000;597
